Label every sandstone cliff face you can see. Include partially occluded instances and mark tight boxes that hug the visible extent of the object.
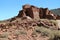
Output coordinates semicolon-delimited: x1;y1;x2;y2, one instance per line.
17;4;59;20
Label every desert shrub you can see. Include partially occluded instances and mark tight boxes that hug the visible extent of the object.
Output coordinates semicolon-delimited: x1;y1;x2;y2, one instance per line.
14;30;27;35
50;20;57;25
20;30;27;35
35;26;53;37
35;26;60;40
0;32;9;38
0;38;8;40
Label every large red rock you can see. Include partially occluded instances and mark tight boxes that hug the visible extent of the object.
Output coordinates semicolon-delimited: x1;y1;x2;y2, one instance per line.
23;4;31;9
17;10;26;17
17;4;60;20
17;5;40;20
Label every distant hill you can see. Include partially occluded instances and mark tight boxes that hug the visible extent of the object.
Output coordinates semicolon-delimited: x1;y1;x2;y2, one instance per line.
51;8;60;16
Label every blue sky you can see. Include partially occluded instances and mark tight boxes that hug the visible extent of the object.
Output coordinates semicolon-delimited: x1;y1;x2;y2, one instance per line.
0;0;60;20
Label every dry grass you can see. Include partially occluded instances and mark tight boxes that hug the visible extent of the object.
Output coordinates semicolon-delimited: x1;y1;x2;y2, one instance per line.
34;26;60;40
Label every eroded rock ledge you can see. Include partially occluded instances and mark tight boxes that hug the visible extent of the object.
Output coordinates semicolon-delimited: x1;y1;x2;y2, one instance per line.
17;4;60;20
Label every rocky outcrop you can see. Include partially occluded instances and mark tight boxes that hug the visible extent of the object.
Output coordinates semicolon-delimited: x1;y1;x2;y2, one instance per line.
17;4;59;20
0;4;60;40
0;17;59;40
